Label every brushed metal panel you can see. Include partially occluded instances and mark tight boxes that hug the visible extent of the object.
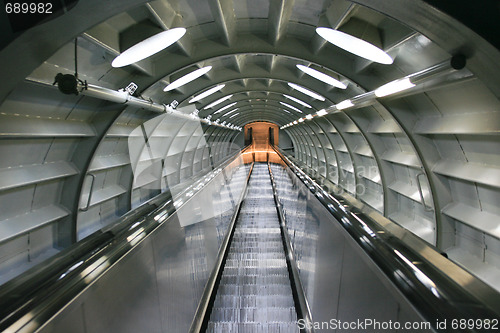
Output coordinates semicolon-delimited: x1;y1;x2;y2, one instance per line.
273;163;430;332
305;198;345;327
37;302;86;333
151;214;220;333
336;240;400;327
83;239;162;333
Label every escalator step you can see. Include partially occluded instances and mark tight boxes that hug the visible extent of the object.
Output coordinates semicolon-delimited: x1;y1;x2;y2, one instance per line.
213;295;296;308
206;322;299;333
207;164;298;332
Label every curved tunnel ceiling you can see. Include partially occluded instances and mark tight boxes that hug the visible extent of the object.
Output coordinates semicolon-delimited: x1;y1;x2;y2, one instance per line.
0;0;500;290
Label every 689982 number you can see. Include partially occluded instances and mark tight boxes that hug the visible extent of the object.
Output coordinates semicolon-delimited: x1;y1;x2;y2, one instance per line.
5;2;53;14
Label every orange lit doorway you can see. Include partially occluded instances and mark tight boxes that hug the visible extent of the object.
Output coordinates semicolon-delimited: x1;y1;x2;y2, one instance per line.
243;122;280;162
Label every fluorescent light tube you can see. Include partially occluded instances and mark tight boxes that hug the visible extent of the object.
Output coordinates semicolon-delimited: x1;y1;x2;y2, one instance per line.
335;99;354;110
316;109;328;116
374;78;415;97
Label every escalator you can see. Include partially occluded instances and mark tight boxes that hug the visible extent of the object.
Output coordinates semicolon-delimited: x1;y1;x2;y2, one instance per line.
1;149;499;333
207;163;298;332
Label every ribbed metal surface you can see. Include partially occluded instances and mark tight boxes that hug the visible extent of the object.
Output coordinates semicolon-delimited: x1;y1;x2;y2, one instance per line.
207;163;298;332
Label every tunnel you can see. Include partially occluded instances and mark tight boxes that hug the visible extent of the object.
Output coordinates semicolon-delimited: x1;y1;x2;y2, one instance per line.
0;0;499;332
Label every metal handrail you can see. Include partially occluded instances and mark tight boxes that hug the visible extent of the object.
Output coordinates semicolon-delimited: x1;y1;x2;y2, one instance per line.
271;145;500;331
188;162;255;333
268;162;314;333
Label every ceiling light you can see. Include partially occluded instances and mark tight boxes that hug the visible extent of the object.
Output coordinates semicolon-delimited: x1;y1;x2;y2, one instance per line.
214;102;237;114
298;118;304;122
223;108;238;116
316;109;328;116
229;113;239;118
305;114;313;120
335;99;354;110
283;94;312;108
293;121;298;125
282;109;291;114
204;95;233;109
280;101;302;113
288;83;325;101
296;65;347;89
112;28;186;68
374;78;415;97
164;66;212;92
316;27;393;65
189;84;225;103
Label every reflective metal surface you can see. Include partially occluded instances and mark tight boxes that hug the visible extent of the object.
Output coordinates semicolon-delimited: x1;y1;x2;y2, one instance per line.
272;147;500;331
0;152;250;333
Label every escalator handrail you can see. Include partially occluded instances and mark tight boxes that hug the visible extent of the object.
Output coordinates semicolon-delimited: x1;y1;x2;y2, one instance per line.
189;161;255;333
271;146;500;330
0;147;249;332
268;162;314;333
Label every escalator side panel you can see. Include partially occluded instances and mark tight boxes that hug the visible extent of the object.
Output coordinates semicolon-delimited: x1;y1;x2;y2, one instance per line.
37;162;250;333
270;164;431;333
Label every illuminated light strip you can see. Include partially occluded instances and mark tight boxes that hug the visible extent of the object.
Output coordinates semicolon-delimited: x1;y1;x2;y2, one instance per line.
316;109;328;116
280;101;302;113
222;108;238;116
204;95;233;109
283;94;312;108
164;66;212;91
288;83;325;101
296;64;347;89
316;27;393;65
335;99;354;110
112;28;186;67
189;84;225;103
374;78;415;97
214;102;237;114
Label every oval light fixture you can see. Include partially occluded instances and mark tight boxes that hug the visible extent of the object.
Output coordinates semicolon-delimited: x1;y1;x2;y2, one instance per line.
296;65;347;89
280;101;302;113
288;83;325;101
189;84;225;103
316;27;393;65
214;102;237;114
112;28;186;68
204;95;233;109
164;66;212;92
283;94;312;108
